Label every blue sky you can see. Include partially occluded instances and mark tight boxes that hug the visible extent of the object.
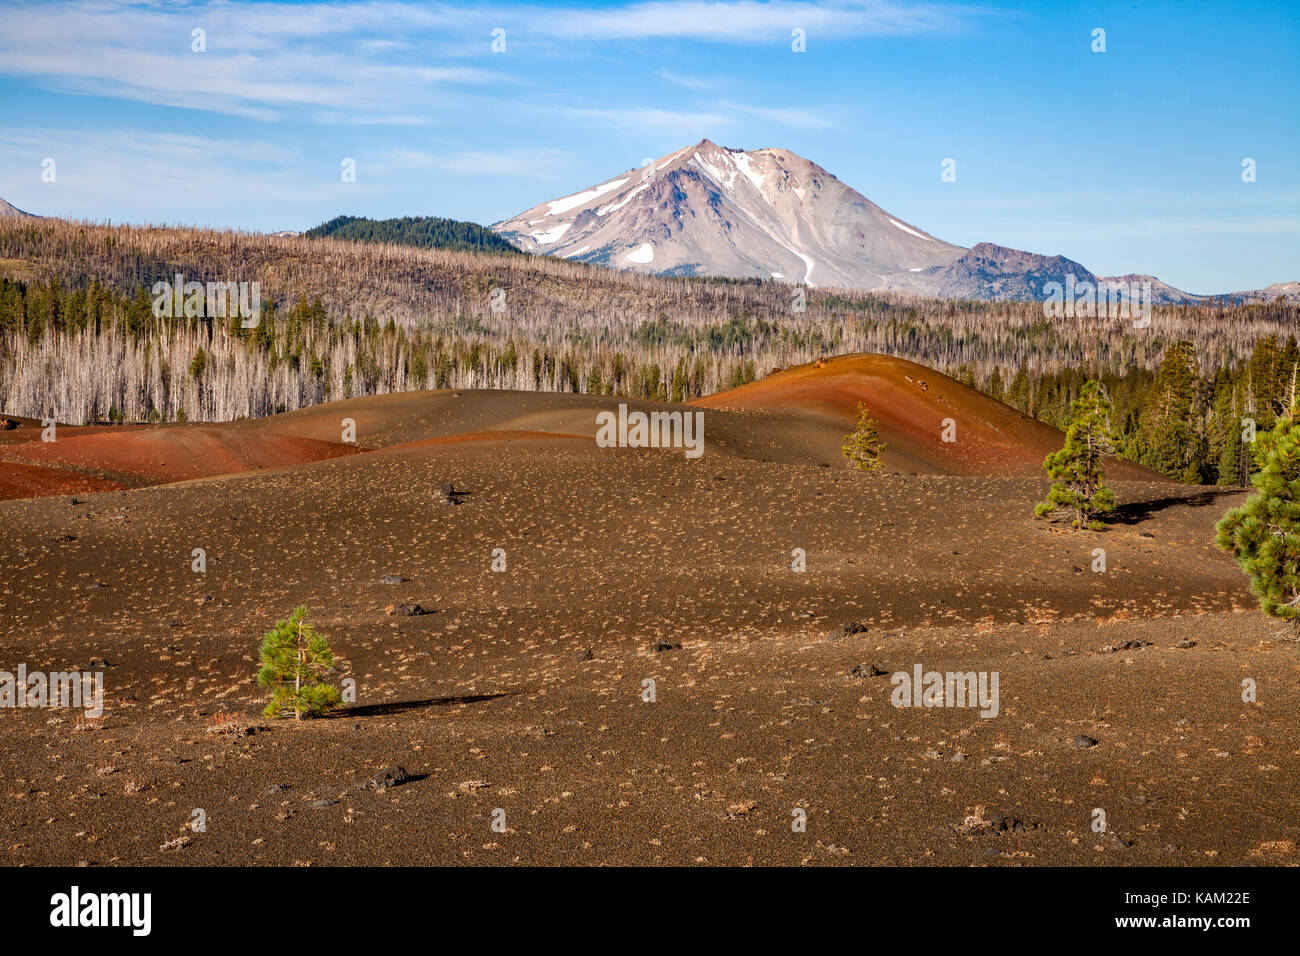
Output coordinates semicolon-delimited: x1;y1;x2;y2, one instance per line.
0;0;1296;293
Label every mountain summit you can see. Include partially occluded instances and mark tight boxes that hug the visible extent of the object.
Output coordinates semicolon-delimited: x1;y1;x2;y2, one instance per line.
493;139;964;289
495;141;1297;303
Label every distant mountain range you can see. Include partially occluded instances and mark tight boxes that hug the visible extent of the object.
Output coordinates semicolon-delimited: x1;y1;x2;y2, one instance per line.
3;147;1295;303
493;139;1298;304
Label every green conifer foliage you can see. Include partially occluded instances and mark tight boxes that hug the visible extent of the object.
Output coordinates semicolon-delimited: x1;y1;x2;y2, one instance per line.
1035;381;1118;530
1215;401;1300;624
1130;341;1198;477
842;402;887;473
257;606;342;719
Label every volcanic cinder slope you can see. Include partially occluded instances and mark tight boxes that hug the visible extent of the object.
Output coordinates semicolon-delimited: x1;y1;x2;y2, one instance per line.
0;416;364;499
693;354;1163;480
0;354;1160;501
1;355;1294;867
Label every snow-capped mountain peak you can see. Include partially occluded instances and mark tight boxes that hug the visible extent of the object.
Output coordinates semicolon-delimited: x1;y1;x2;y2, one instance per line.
493;139;963;288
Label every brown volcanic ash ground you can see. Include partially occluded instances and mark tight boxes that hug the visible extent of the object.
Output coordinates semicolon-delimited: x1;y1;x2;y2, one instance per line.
0;356;1297;867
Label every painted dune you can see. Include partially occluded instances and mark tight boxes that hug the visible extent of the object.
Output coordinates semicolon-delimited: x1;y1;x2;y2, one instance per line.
694;354;1165;480
0;353;1164;499
0;422;364;498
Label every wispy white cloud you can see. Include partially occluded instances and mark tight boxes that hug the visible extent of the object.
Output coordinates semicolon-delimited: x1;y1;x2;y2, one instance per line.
0;127;342;221
526;0;985;42
718;98;837;128
0;1;988;124
656;69;722;92
563;98;836;133
0;0;509;124
564;106;735;134
380;146;576;177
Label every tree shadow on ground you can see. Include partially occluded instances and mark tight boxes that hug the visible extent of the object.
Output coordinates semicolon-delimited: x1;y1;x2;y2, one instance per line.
1110;488;1245;525
330;693;511;718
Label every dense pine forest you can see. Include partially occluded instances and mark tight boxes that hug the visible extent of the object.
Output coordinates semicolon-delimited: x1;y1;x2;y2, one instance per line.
2;219;1298;486
304;214;522;255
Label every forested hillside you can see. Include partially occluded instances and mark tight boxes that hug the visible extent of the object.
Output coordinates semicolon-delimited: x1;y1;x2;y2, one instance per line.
305;214;522;255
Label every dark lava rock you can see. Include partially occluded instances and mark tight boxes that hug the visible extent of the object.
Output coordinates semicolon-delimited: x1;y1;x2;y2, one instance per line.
1176;639;1197;649
827;621;868;640
653;639;680;652
1101;639;1151;653
849;663;889;678
1073;734;1099;749
578;647;594;661
87;656;110;668
1138;531;1155;538
393;603;429;616
368;766;413;790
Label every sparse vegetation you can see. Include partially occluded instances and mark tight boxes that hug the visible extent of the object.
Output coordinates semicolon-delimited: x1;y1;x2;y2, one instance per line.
204;711;242;734
842;402;887;472
1035;381;1118;530
257;606;342;719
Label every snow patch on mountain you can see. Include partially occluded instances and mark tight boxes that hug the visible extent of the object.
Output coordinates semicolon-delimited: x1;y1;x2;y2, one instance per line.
624;243;654;264
889;218;932;241
598;181;649;215
547;177;628;216
691;152;735;191
530;222;571;245
731;151;766;192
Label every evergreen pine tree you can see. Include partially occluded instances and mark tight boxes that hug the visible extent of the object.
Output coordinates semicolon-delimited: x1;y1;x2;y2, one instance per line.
1008;360;1030;413
1133;341;1198;477
1035;380;1118;529
1249;335;1282;428
987;366;1005;402
842;402;887;473
257;606;342;719
1216;400;1300;625
188;346;208;381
